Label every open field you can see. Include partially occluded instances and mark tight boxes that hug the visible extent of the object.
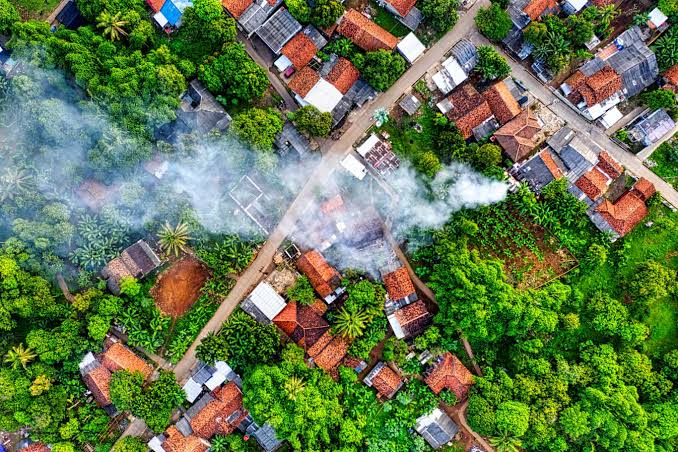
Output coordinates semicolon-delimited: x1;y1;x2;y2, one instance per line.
151;256;211;318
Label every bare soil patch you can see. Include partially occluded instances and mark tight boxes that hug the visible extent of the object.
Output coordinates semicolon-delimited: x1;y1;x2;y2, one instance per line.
151;256;210;318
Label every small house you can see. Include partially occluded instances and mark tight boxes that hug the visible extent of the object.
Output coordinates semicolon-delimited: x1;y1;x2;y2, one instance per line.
17;442;51;452
485;80;522;125
378;0;423;30
432;39;477;95
229;0;283;36
383;267;418;306
288;67;344;113
55;1;85;29
256;8;302;54
307;331;351;375
494;108;544;162
275;122;315;158
341;154;368;180
589;178;656;240
562;0;587;15
572;151;623;203
277;25;327;71
297;250;343;302
399;94;421;115
439;84;495;139
356;134;401;176
187;381;249;438
397;33;426;64
363;362;404;400
606;27;659;99
415;408;460;449
273;301;330;351
387;299;432;339
152;426;209;452
627;108;676;147
424;352;474;399
502;0;557;59
662;64;678;92
561;66;623;120
101;240;162;295
181;361;239;403
240;281;287;325
239;418;283;452
647;7;669;31
337;9;398;52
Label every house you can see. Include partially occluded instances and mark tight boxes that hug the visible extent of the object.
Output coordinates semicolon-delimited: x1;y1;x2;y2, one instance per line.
187;381;249;438
387;300;433;339
337;9;398;52
363;362;404;399
79;341;153;414
494;108;544;162
289;66;344;113
341;154;368;179
319;54;377;124
511;148;563;192
77;179;119;212
273;301;330;351
151;0;191;28
424;352;474;399
378;0;423;30
307;330;351;375
589;178;656;240
356;133;401;176
399;94;421;115
432;39;478;94
297;250;343;302
562;0;587;15
503;0;557;59
439;84;495;140
157;80;232;142
485;80;522;125
647;7;669;31
605;27;659;99
241;281;287;324
101;240;162;295
154;427;209;452
415;408;460;449
256;8;302;54
599;106;624;130
230;0;283;36
573;151;623;202
239;417;283;452
383;267;418;305
627;108;676;147
274;122;315;158
561;66;623;120
278;25;327;71
325;57;361;95
182;361;239;403
662;64;678;92
55;1;85;29
397;32;426;64
17;442;51;452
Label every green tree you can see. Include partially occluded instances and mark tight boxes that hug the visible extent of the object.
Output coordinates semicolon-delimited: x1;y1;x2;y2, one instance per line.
416;151;442;177
157;221;192;257
568;14;595;47
472;143;502;170
76;0;146;20
230;108;283;151
287;276;316;305
641;89;676;111
625;260;674;307
533;31;571;71
475;46;511;81
653;26;678;71
0;0;20;34
333;307;369;339
358;50;406;91
172;0;237;62
475;4;512;41
287;0;311;23
523;21;548;45
4;343;37;370
109;370;144;412
112;436;146;452
309;0;344;28
495;401;530;437
489;434;522;452
289;105;333;138
419;0;459;32
97;11;129;41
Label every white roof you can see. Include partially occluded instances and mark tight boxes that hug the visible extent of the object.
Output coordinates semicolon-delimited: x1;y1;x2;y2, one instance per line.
356;134;381;157
247;282;286;321
304;79;343;112
649;8;668;27
397;32;425;64
433;57;467;94
565;0;587;11
274;54;293;72
436;98;453;114
586;103;607;121
79;351;96;370
214;361;233;374
599;107;623;129
153;12;168;27
387;313;405;339
147;436;166;452
341;154;367;180
205;370;227;391
182;378;203;403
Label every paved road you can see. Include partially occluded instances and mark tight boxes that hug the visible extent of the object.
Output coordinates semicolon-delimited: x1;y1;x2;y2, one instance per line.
469;32;678;208
173;0;491;381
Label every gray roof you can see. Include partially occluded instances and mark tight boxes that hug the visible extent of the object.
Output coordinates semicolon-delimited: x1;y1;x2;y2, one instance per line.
513;150;560;193
300;24;327;50
256;8;302;54
332;79;377;126
185;392;215;420
629;108;676;145
275;122;314;157
503;27;533;60
507;0;531;29
473;116;500;141
449;39;478;74
415;408;460;449
607;26;658;98
581;57;606;77
175;417;193;436
558;136;598;181
192;364;216;384
253;423;282;451
239;0;281;35
240;298;274;324
399;94;421;115
547;126;577;153
398;5;423;31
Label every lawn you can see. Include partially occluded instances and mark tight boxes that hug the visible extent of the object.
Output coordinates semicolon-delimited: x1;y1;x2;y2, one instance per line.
375;103;437;165
649;137;678;189
370;2;411;38
10;0;61;20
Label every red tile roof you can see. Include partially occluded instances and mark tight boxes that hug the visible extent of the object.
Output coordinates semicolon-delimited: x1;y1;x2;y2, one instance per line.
370;363;403;399
522;0;557;20
320;194;345;215
147;0;165;12
595;191;649;237
101;343;153;379
494;109;542;162
383;267;416;302
281;33;319;70
288;66;320;98
485;81;522;124
664;64;678;90
447;84;494;139
540;149;563;179
337;9;398;51
273;301;330;350
394;300;432;338
297;250;341;298
84;365;112;407
326;57;360;94
575;167;610;201
22;444;50;452
162;427;209;452
222;0;254;18
596;151;623;179
190;382;249;439
387;0;417;17
565;67;622;107
632;177;656;201
308;331;350;373
425;352;474;398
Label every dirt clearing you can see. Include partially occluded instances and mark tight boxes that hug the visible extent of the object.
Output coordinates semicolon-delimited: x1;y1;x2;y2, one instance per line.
151;256;210;318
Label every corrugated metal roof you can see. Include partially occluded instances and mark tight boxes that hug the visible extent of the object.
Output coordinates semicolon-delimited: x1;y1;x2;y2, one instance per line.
256;8;302;54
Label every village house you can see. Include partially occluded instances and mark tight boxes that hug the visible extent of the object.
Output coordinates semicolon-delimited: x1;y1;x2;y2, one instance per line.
399;94;421;116
415;408;460;449
562;0;587;15
503;0;558;60
223;0;282;36
55;0;85;29
647;7;669;32
307;330;351;376
276;25;327;72
572;151;624;204
627;109;677;147
255;8;302;54
383;268;432;339
561;66;623;120
273;300;330;351
355;133;401;177
274;122;316;158
240;281;287;324
148;0;191;29
17;441;51;452
101;239;162;295
79;340;153;415
662;64;678;92
424;353;474;400
485;79;522;125
377;0;423;30
589;178;656;240
396;32;426;64
437;84;496;140
363;362;404;400
494;108;544;162
432;39;478;95
181;361;240;403
297;250;344;303
337;9;399;52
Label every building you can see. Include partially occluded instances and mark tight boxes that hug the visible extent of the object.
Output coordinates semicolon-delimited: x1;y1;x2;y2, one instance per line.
273;301;330;351
589;178;656;240
494;108;544;162
415;408;460;449
278;25;327;71
387;299;432;339
562;0;587;14
363;362;404;399
101;240;162;295
341;154;368;180
337;9;398;52
561;66;623;120
511;148;563;193
438;84;495;139
241;281;287;324
378;0;423;30
356;134;401;176
627;108;676;147
55;1;85;29
288;66;345;113
17;442;51;452
79;341;153;414
573;151;623;203
297;250;343;302
186;382;249;438
307;331;351;375
238;417;283;452
432;40;478;94
502;0;557;59
383;267;418;305
397;32;426;64
662;64;678;92
424;352;474;399
319;55;377;124
485;80;522;125
151;0;192;28
256;8;302;54
181;361;239;403
647;7;669;31
606;27;659;99
274;122;315;158
399;94;421;115
157;80;232;142
153;427;209;452
226;0;283;36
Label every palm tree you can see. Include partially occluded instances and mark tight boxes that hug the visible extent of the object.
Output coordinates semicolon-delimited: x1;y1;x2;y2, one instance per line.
333;308;369;339
210;435;229;452
284;375;305;401
597;5;619;28
489;433;522;452
157;221;192;257
97;11;128;41
4;343;37;370
0;167;34;202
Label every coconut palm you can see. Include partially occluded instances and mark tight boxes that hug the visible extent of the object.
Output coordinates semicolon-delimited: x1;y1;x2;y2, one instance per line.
97;11;128;41
284;375;305;401
333;308;369;339
210;435;229;452
489;433;522;452
157;221;192;257
4;343;37;370
0;167;34;202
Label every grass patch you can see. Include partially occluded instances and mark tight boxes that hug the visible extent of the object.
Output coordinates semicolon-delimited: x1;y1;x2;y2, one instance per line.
649;138;678;189
375;103;436;164
370;2;411;37
644;296;678;355
10;0;61;20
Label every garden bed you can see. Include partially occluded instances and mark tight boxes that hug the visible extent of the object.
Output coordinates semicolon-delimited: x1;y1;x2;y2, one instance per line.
151;256;211;318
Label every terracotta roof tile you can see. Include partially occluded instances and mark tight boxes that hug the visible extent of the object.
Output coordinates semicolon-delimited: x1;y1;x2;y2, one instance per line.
394;300;432;337
575;167;610;201
273;301;330;350
309;332;350;372
539;149;563;179
595;190;649;236
522;0;557;20
190;382;248;439
222;0;254;18
22;444;50;452
632;177;656;201
162;427;209;452
282;33;319;69
566;67;622;107
320;194;345;215
664;64;678;89
387;0;417;17
101;343;152;379
383;267;416;302
288;66;320;98
337;9;398;51
370;363;403;399
494;109;542;161
147;0;165;13
485;81;522;124
425;353;474;398
596;151;623;179
447;84;494;139
297;250;341;298
84;365;113;407
326;57;360;94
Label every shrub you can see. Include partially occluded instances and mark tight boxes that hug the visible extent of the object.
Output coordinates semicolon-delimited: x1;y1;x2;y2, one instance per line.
475;4;512;41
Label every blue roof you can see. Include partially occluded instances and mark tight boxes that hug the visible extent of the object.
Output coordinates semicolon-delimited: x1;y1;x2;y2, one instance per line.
160;0;181;25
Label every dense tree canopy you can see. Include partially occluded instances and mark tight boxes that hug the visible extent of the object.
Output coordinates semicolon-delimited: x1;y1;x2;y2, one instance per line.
356;50;406;91
475;45;511;81
475;4;512;41
230;107;283;151
419;0;460;32
289;105;333;138
0;0;20;34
